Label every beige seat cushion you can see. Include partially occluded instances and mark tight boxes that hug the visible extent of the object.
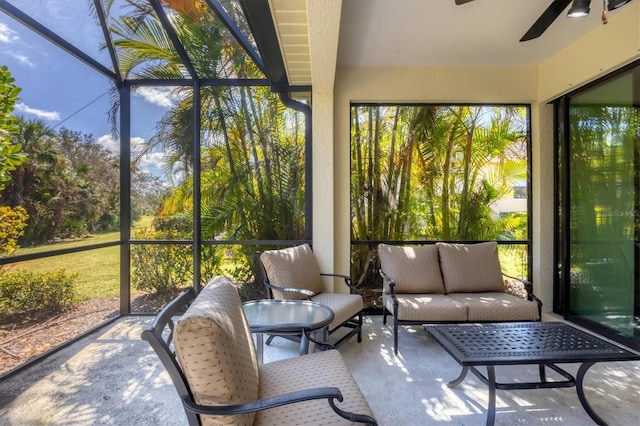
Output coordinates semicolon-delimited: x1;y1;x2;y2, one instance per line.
382;293;467;321
255;350;375;425
378;244;445;294
447;292;540;321
312;292;364;332
174;276;259;426
260;244;324;299
437;242;505;293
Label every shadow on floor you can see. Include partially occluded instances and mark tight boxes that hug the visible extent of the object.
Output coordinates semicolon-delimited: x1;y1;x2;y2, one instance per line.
1;315;639;425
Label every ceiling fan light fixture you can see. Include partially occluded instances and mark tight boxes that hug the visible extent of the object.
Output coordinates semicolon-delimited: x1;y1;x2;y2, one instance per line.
608;0;632;10
567;0;591;17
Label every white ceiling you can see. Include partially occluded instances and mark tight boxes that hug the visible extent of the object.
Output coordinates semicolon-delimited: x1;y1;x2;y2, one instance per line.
269;0;634;86
337;0;620;67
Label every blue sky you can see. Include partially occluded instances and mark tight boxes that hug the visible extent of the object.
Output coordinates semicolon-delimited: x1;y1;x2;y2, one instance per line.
0;10;172;180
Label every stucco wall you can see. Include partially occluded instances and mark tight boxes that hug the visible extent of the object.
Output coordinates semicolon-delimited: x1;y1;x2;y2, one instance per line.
538;1;640;102
331;67;554;305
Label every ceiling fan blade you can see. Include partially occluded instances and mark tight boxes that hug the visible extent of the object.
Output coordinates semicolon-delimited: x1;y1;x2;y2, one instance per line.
454;0;475;5
520;0;573;42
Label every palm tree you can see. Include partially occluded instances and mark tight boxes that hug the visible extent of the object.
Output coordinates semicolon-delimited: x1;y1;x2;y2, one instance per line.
350;105;529;285
108;2;307;282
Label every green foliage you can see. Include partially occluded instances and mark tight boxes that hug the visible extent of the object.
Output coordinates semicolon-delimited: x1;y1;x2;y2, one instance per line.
2;121;121;244
0;205;28;256
351;105;528;242
131;227;222;294
0;65;28;191
0;269;77;316
350;105;530;290
111;6;304;250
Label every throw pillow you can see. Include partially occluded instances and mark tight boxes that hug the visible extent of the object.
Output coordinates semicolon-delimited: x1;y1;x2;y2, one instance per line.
378;243;445;294
437;241;505;293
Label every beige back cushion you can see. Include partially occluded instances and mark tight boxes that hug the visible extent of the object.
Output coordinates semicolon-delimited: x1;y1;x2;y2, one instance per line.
260;244;324;299
174;276;259;426
378;244;445;294
437;241;505;293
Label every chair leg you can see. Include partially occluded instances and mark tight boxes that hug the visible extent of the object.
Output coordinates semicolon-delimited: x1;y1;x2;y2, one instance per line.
383;308;387;325
357;312;362;343
393;315;399;355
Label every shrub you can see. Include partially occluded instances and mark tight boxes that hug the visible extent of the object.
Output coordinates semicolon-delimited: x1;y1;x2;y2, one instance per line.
131;227;221;295
0;205;28;257
0;269;77;316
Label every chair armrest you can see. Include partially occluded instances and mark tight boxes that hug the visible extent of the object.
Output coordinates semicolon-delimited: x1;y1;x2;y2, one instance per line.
182;387;377;425
379;270;397;296
502;273;543;317
263;279;315;299
320;273;364;295
502;273;533;298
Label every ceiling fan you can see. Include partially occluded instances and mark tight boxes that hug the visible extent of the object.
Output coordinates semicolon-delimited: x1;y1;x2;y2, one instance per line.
454;0;634;42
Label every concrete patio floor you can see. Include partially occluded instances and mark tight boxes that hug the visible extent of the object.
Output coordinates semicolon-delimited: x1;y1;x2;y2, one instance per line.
1;314;639;425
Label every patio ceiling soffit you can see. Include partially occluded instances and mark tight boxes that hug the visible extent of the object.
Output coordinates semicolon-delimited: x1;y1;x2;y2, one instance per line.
240;0;311;92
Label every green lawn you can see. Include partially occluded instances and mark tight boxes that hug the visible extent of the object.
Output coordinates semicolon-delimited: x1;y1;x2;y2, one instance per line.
8;239;119;301
6;217;156;301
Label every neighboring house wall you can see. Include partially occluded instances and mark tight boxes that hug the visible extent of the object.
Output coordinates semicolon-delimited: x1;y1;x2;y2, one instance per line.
310;2;640;314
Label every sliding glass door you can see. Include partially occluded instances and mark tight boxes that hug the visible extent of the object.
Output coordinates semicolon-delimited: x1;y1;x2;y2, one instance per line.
557;62;640;348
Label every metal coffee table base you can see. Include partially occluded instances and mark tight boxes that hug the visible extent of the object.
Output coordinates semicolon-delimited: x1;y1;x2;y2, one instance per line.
447;361;602;426
425;322;640;426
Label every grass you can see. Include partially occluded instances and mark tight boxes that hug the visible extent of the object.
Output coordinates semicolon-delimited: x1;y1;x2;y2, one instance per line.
5;216;158;301
7;239;120;302
5;218;528;304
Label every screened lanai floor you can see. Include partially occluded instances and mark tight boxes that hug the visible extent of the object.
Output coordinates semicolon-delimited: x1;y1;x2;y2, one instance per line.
1;314;639;426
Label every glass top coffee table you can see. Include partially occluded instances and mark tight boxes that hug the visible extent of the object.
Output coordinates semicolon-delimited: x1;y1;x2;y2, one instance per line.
424;321;640;426
243;299;334;364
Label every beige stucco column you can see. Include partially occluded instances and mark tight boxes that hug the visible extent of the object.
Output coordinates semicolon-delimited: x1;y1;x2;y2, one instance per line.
530;102;555;312
307;0;343;291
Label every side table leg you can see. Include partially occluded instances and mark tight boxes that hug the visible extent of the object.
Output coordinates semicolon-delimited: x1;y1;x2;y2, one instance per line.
447;366;469;387
256;333;264;364
308;330;317;354
486;366;496;426
576;362;607;426
300;330;310;355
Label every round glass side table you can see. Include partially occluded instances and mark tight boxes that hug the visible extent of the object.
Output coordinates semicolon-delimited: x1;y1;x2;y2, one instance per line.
242;299;334;364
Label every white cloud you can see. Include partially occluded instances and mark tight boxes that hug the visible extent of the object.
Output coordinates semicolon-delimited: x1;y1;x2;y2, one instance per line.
0;22;18;44
0;23;33;67
97;134;166;177
138;151;165;169
133;86;181;108
14;103;60;121
8;51;34;67
97;134;148;156
96;134;120;154
130;136;146;153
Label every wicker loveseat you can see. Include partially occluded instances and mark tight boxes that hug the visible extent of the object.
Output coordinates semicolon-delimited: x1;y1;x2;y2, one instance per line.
142;276;377;426
378;242;542;354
